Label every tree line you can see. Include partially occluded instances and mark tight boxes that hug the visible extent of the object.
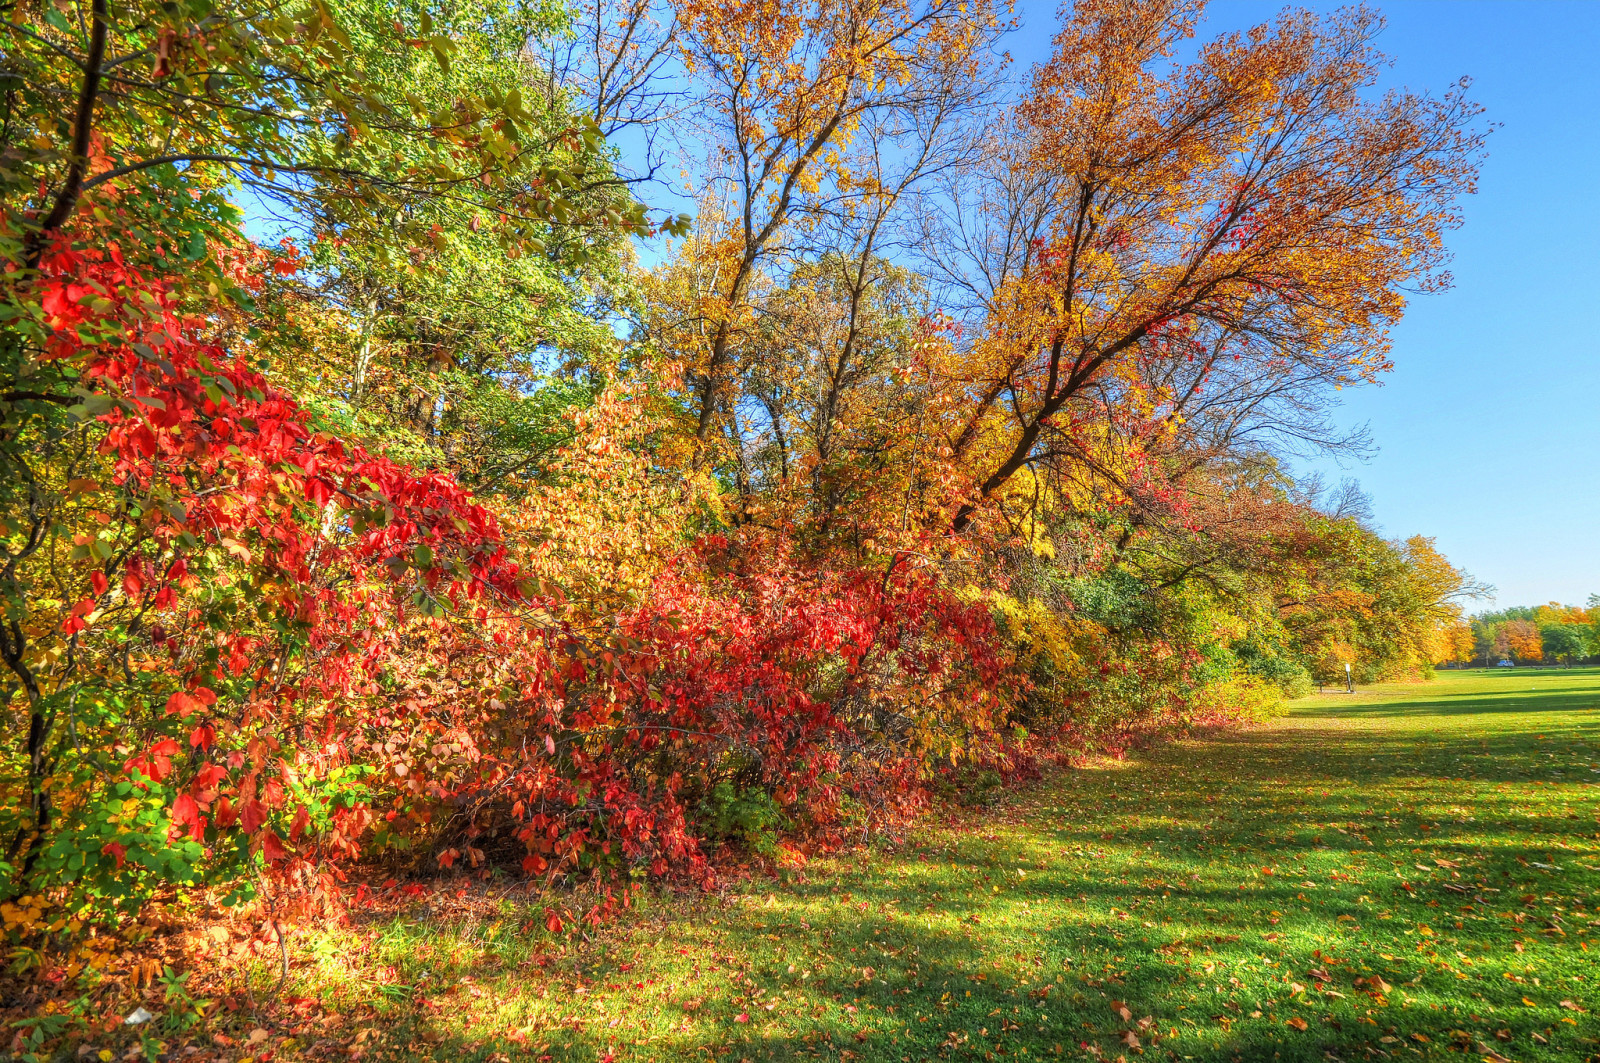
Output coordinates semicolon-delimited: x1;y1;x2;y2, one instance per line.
1463;601;1600;666
1;0;1486;927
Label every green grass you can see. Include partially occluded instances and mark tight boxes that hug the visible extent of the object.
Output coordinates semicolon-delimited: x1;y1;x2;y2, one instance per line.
258;668;1600;1062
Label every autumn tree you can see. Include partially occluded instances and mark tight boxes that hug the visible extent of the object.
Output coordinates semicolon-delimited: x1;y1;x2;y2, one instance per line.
663;0;1000;457
1502;620;1543;663
931;0;1483;536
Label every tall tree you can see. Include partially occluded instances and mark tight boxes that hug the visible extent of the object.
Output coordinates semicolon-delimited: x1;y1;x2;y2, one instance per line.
935;0;1483;535
666;0;1000;451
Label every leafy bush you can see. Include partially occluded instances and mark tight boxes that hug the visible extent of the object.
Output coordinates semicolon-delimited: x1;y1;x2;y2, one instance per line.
699;782;788;859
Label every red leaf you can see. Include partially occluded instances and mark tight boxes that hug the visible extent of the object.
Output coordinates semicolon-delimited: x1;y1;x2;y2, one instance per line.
239;798;268;834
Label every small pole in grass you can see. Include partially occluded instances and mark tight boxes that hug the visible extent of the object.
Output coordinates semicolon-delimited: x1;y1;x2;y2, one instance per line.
1345;662;1353;694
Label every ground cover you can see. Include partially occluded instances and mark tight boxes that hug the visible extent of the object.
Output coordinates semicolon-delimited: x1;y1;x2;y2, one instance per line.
42;669;1600;1062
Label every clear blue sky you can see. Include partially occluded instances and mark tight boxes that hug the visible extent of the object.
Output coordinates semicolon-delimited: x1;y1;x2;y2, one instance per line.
1009;1;1600;609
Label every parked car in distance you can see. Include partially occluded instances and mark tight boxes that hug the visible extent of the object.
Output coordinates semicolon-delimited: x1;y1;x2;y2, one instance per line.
1496;659;1515;667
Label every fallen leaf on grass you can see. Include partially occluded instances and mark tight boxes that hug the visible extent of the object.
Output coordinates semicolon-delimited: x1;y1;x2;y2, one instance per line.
1120;1031;1140;1048
1560;1000;1587;1012
1285;1017;1308;1031
1111;1001;1132;1022
1476;1045;1512;1063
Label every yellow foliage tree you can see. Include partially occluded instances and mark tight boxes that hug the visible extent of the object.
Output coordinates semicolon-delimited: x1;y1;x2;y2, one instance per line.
938;0;1483;535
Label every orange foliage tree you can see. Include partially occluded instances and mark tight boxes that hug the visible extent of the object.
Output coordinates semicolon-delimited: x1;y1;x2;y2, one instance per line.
1502;620;1544;663
935;0;1483;535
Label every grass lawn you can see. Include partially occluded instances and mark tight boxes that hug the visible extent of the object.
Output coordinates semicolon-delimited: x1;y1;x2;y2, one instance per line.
180;669;1600;1061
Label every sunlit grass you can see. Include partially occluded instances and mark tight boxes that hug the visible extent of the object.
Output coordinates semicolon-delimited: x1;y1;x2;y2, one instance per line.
256;667;1600;1062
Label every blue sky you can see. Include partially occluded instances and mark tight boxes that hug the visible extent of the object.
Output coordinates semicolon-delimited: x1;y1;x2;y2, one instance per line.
1009;1;1600;609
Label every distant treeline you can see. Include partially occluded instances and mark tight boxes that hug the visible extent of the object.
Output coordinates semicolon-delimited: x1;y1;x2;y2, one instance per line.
1466;601;1599;665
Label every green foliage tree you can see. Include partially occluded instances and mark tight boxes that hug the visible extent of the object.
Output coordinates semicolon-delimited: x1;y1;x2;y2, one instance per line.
1540;623;1589;665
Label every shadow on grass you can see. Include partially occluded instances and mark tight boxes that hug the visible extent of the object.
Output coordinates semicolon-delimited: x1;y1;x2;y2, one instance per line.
288;868;1599;1063
1311;668;1600;719
232;673;1600;1063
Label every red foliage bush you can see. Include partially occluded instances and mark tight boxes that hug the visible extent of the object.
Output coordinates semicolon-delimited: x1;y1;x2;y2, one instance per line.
7;239;1018;920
